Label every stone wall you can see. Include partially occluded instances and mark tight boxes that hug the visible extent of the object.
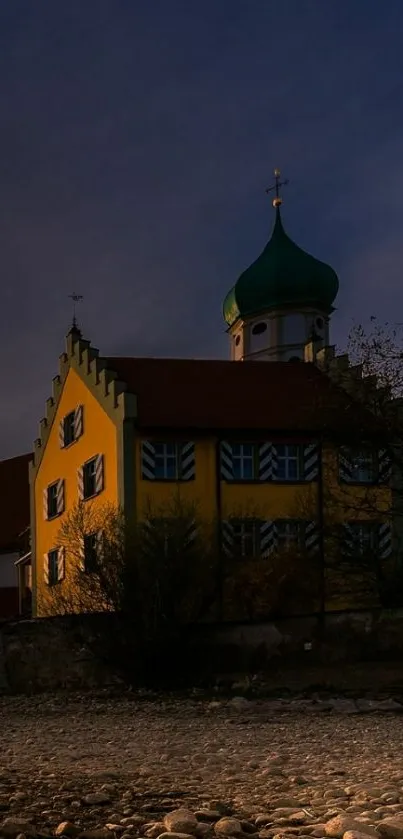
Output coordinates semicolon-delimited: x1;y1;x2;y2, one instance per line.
1;608;403;694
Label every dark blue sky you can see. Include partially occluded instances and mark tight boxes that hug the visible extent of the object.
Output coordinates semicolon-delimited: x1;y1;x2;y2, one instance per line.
2;0;403;457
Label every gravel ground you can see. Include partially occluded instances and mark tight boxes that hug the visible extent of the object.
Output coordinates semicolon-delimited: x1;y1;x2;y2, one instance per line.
1;694;403;839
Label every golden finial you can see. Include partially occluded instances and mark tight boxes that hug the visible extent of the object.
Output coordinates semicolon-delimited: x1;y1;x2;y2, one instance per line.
265;168;289;208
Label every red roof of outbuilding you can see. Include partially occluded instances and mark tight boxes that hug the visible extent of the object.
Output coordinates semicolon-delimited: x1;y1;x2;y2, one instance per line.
105;357;377;435
0;453;32;553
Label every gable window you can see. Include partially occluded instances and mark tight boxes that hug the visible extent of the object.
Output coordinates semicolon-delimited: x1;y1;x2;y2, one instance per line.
276;444;302;480
79;455;104;500
83;533;99;573
83;458;97;498
60;405;84;448
277;519;302;550
63;412;76;447
232;444;256;480
47;483;58;519
232;519;261;558
43;479;64;520
44;548;65;586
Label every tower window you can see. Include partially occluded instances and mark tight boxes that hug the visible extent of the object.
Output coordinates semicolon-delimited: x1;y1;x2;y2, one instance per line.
251;322;267;336
235;334;241;346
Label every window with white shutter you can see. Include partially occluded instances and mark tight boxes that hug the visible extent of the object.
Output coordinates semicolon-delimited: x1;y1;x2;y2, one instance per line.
80;455;104;499
60;405;84;447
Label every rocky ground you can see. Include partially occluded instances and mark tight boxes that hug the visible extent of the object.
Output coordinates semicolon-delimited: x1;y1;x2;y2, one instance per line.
2;693;403;839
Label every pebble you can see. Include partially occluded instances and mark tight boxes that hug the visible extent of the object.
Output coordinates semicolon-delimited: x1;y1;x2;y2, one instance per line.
1;693;403;839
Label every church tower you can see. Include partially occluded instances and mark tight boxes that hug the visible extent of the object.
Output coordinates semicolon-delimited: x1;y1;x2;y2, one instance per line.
222;170;339;362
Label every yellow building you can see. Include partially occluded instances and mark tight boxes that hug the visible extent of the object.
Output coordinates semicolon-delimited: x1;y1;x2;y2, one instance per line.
30;189;393;618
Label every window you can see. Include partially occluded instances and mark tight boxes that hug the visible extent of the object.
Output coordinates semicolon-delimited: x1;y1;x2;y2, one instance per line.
46;549;64;586
350;450;376;483
80;456;103;499
47;483;58;519
60;405;83;448
141;442;195;481
252;322;267;335
276;444;302;480
232;520;260;558
44;479;64;520
345;522;377;555
232;443;256;480
277;520;302;550
155;443;178;479
83;533;98;573
63;411;76;447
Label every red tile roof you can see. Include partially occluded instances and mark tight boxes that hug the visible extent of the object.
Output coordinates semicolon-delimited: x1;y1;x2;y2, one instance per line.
106;357;378;435
0;453;32;553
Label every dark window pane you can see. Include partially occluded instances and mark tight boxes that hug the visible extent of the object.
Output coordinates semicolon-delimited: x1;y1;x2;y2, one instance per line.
84;533;98;573
64;412;75;446
47;484;58;518
83;460;96;498
48;550;59;586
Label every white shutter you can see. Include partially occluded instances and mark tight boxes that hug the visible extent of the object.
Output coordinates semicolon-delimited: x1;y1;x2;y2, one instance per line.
57;547;66;581
77;465;84;500
59;419;65;448
43;488;48;520
56;479;65;514
95;454;104;493
74;405;83;439
43;553;50;585
79;537;85;572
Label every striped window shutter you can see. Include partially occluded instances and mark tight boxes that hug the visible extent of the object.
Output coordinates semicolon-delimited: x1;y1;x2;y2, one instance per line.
220;442;233;480
79;538;85;571
141;441;156;480
57;547;66;582
258;443;276;481
43;488;48;520
303;443;319;481
341;522;355;554
43;553;50;585
95;454;104;493
59;419;65;448
74;405;84;439
305;521;320;554
180;442;195;481
260;520;277;557
56;479;65;514
378;449;392;484
379;522;392;559
221;521;234;556
77;465;84;500
339;448;353;482
96;530;104;561
185;519;197;545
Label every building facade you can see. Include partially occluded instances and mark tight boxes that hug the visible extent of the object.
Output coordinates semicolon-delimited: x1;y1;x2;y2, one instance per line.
29;187;394;618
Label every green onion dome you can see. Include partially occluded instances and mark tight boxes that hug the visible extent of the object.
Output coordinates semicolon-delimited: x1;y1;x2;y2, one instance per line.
223;207;339;327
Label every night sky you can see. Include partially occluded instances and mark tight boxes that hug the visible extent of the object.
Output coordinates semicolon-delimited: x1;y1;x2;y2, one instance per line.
1;0;403;458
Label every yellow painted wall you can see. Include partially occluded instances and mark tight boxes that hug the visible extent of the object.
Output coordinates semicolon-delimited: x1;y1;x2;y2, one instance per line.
35;368;118;615
135;436;218;520
135;436;319;522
